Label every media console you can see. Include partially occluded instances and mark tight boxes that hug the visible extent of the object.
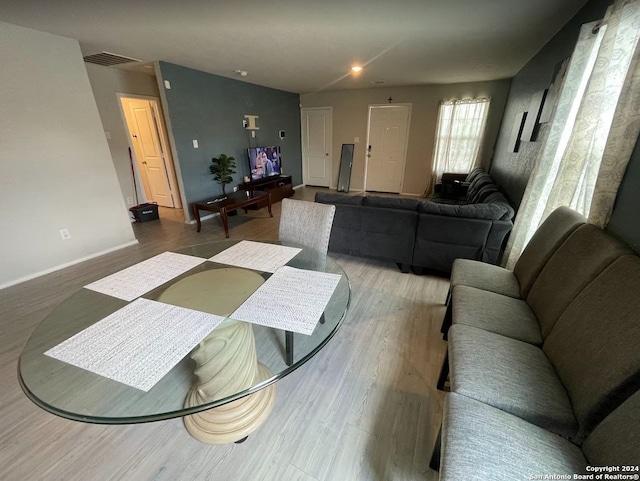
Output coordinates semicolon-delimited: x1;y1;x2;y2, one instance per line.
238;175;293;208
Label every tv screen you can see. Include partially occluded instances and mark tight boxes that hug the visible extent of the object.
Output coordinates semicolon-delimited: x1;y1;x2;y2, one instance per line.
247;146;281;181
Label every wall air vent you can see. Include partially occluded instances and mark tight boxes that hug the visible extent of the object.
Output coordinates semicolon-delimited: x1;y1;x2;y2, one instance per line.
83;52;142;66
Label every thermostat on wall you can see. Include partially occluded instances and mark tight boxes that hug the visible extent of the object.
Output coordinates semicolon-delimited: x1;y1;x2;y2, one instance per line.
279;130;286;139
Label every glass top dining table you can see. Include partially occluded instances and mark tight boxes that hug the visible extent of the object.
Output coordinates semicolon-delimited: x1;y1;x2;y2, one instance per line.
18;240;350;441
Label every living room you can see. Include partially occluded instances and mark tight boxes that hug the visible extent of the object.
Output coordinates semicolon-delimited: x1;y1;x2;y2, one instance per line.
1;0;639;479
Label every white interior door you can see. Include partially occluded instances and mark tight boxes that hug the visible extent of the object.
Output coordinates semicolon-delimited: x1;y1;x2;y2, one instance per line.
121;98;177;208
365;105;411;193
302;107;332;187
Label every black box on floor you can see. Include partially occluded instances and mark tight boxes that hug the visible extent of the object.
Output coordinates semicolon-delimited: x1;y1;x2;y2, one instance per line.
129;203;159;222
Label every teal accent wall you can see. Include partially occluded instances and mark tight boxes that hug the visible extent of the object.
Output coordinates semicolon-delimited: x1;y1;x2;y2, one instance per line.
157;62;301;211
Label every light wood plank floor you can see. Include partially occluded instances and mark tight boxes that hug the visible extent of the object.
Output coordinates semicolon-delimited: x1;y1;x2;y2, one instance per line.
0;187;449;481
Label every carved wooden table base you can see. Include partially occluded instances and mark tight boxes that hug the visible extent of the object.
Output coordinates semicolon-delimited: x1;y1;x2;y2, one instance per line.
158;268;275;444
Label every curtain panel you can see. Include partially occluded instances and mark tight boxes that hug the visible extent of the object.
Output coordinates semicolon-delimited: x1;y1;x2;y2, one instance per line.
504;0;640;268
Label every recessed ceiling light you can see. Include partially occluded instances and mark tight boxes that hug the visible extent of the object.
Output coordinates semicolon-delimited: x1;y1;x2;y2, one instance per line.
351;66;363;73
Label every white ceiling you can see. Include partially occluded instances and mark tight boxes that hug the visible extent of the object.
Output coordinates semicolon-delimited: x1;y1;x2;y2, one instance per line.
1;0;589;93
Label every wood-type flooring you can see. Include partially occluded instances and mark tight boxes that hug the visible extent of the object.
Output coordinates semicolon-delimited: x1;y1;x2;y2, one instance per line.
0;187;448;481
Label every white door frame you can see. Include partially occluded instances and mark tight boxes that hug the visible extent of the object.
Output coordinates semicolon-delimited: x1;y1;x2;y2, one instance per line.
118;93;182;208
364;103;412;194
301;106;333;187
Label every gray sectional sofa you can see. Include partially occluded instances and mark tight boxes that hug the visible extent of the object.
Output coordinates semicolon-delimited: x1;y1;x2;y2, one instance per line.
314;169;514;273
433;207;640;479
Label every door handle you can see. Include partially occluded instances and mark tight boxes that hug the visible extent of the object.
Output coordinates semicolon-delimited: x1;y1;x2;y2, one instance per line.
325;153;329;156
142;161;147;165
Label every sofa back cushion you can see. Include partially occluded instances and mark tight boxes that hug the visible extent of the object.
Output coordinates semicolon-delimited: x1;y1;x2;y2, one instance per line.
527;224;631;339
514;206;587;298
417;200;509;220
582;388;640;466
315;192;363;206
465;167;485;184
466;173;494;203
362;196;419;211
543;256;640;442
473;184;499;203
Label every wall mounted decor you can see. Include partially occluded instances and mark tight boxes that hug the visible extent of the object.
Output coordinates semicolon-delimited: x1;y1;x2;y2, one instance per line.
540;57;569;123
521;89;548;142
508;112;528;153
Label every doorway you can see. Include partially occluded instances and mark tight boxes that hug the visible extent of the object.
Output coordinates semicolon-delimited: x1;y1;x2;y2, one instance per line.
120;96;181;208
365;104;411;193
301;107;332;187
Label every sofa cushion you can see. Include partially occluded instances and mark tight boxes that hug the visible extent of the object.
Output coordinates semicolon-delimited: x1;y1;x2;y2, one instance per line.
481;192;515;220
581;389;640;466
473;184;499;202
417;200;509;220
467;173;494;203
314;192;363;206
543;255;640;442
440;393;587;481
464;166;485;184
362;196;419;211
449;324;577;438
513;206;586;298
450;259;521;298
325;202;418;265
527;224;631;339
452;285;542;344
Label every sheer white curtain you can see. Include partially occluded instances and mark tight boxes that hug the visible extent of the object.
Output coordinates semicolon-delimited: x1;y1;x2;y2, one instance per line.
505;0;640;268
424;98;490;197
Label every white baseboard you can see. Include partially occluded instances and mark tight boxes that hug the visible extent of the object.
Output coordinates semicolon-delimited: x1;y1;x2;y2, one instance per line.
293;184;305;190
0;239;140;290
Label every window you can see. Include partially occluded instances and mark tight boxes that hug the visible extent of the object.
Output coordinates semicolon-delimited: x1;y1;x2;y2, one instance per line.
427;98;490;195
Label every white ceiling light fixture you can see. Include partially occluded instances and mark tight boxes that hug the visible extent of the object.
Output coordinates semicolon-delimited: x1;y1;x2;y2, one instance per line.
351;66;363;73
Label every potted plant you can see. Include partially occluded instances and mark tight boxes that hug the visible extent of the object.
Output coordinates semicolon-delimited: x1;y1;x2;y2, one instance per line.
210;153;237;195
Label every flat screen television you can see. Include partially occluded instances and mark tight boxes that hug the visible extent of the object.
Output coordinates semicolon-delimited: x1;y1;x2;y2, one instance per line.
247;146;282;181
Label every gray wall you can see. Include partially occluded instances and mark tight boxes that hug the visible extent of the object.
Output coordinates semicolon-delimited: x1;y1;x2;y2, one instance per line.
156;62;302;215
301;80;511;195
85;63;162;213
0;22;137;288
490;0;613;207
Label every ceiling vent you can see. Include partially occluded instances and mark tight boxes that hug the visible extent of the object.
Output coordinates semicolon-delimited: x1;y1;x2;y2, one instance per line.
83;52;142;66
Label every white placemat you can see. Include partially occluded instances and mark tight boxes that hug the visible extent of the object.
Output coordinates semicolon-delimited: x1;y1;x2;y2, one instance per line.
84;251;206;301
231;266;341;335
45;298;225;392
208;240;302;273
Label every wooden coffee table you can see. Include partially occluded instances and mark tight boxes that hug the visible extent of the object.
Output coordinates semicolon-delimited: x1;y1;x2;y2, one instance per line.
192;190;272;237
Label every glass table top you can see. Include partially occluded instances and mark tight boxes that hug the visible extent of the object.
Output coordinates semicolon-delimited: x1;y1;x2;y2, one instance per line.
18;240;350;424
